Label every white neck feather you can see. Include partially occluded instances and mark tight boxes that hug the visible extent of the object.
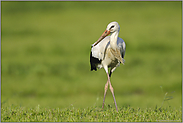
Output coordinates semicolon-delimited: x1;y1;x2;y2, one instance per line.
110;31;119;50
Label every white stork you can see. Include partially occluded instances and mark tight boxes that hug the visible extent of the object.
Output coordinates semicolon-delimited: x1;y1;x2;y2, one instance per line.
90;21;126;112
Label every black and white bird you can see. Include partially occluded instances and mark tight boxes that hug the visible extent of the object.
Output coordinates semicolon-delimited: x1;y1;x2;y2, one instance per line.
90;21;126;112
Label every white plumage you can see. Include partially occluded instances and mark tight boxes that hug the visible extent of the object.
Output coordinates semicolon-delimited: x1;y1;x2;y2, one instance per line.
90;21;126;112
91;36;126;69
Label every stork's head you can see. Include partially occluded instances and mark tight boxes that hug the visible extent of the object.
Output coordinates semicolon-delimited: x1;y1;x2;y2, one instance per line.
106;21;120;33
93;21;120;47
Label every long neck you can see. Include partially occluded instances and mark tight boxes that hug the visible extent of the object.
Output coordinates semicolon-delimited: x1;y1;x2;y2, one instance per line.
110;31;119;50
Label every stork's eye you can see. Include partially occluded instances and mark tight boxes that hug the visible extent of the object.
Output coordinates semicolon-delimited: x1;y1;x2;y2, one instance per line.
110;25;115;29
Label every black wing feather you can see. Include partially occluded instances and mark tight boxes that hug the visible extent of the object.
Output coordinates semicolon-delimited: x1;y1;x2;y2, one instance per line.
90;52;101;71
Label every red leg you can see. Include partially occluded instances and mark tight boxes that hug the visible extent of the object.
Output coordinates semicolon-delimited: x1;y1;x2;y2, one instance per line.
107;73;118;112
102;80;109;109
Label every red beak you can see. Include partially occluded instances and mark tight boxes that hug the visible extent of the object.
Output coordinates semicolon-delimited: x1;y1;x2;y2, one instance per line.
93;30;110;47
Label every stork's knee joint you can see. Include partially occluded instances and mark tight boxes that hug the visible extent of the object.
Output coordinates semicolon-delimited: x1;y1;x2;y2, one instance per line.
105;83;108;90
110;85;113;92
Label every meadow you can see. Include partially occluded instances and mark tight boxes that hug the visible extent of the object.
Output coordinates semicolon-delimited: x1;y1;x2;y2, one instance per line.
1;1;182;122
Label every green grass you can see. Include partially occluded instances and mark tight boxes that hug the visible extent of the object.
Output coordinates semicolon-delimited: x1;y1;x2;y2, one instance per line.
1;1;182;122
1;105;182;122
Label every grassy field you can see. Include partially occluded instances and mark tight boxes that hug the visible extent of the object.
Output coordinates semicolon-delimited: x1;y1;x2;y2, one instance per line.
1;1;182;122
1;105;182;122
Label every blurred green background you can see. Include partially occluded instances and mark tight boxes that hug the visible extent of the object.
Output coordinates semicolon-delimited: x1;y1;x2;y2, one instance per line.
1;1;182;109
